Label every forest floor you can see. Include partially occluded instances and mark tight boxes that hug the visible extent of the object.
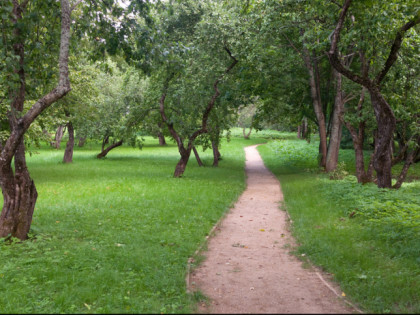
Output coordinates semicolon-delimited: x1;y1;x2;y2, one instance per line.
188;144;360;314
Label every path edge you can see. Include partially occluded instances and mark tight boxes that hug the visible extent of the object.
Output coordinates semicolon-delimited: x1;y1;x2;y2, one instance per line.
254;144;365;314
185;145;255;294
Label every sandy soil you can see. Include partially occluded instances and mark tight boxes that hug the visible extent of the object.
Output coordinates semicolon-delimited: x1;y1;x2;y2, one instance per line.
188;144;360;314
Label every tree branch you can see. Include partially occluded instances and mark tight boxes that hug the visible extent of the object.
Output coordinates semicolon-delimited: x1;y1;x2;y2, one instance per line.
71;0;83;12
326;0;371;88
191;46;238;142
0;0;73;166
375;13;420;85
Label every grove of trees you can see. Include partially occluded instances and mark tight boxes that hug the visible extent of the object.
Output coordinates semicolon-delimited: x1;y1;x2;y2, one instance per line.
0;0;419;240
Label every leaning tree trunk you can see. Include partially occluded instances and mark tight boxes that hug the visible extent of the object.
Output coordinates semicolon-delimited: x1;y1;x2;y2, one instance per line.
63;121;74;163
242;127;252;140
174;150;192;177
101;135;109;152
393;136;420;189
192;146;204;167
0;141;37;240
97;139;123;159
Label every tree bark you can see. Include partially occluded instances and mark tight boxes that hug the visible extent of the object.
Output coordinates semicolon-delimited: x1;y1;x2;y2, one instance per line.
101;135;109;152
212;141;221;167
243;127;252;139
158;132;166;146
393;136;420;189
63;121;74;163
0;0;74;240
78;136;86;147
53;125;66;149
326;70;344;172
174;151;191;178
302;118;310;142
369;90;395;188
302;48;327;168
96;139;123;159
0;141;37;240
342;88;373;183
157;122;167;146
192;146;204;167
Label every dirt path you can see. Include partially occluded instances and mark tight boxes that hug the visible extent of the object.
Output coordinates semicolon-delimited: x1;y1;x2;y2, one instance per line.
188;144;359;314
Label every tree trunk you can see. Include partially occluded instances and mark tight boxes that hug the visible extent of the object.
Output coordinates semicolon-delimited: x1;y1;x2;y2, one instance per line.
157;122;167;146
393;136;420;189
53;125;66;149
243;127;252;139
101;135;109;152
97;139;123;159
78;136;86;147
326;70;344;172
211;142;219;167
159;47;237;178
302;118;310;142
343;88;373;183
0;141;37;240
192;146;204;167
174;151;191;177
297;125;302;139
302;49;327;168
0;0;74;240
158;132;167;146
63;121;74;163
326;0;419;188
369;89;396;188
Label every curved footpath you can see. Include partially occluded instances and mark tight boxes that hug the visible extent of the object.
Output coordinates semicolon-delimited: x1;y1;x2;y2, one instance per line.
188;144;360;314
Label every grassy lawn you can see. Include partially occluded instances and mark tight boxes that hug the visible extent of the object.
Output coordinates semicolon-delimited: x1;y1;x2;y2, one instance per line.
1;131;419;314
0;136;265;314
258;138;420;314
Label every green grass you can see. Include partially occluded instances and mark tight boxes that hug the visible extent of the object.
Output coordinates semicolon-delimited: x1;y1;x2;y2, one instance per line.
227;127;297;140
258;138;420;314
2;132;419;313
0;136;266;314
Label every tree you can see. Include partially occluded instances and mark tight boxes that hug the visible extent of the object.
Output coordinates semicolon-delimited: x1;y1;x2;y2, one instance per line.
90;59;144;159
238;0;346;171
0;0;151;240
327;0;420;188
0;0;75;240
158;45;238;177
237;102;257;140
139;0;242;177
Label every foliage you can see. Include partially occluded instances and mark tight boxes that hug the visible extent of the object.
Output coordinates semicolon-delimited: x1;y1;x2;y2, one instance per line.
329;161;349;180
